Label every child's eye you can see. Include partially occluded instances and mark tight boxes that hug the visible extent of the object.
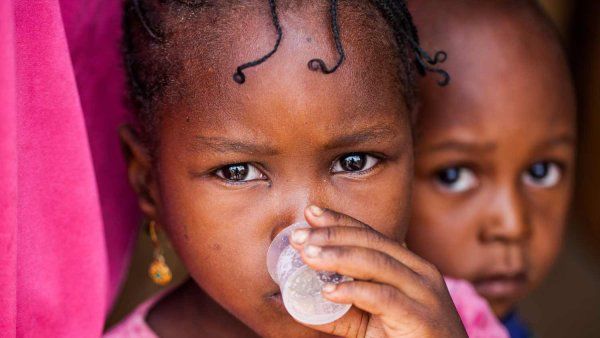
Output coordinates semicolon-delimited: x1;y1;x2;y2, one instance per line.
331;153;380;174
435;166;478;193
522;161;562;188
214;163;266;182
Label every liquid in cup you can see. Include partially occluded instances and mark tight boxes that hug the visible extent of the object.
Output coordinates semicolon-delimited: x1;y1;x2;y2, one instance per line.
267;222;352;325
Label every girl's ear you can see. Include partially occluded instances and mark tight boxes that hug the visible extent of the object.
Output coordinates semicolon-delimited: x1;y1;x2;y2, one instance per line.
119;124;160;220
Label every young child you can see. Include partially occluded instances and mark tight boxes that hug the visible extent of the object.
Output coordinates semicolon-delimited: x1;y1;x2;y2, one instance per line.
407;0;576;336
106;0;506;337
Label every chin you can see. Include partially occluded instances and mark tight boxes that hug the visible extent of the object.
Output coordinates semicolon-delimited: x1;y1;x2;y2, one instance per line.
488;298;519;319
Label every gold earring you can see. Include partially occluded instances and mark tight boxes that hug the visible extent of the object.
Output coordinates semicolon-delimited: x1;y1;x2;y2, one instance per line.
148;220;172;286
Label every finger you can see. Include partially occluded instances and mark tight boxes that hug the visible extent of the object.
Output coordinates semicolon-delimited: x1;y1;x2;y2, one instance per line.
305;205;372;230
324;282;468;338
304;307;370;338
290;225;424;273
301;245;424;294
303;205;445;283
323;281;418;320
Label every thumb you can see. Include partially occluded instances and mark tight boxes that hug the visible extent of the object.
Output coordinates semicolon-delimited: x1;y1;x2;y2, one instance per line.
304;307;370;338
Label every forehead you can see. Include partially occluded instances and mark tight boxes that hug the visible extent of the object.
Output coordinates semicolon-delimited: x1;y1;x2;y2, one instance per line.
416;3;575;138
159;2;408;133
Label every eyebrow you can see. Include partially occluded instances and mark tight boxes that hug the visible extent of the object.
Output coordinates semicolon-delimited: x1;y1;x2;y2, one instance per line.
191;124;398;155
420;134;576;155
324;125;398;150
532;134;576;152
191;136;279;156
419;141;497;155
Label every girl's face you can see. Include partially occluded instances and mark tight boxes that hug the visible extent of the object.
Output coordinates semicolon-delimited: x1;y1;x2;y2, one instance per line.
125;7;413;337
407;16;576;317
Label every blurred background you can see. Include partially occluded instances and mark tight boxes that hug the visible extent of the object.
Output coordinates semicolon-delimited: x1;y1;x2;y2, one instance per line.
106;0;600;336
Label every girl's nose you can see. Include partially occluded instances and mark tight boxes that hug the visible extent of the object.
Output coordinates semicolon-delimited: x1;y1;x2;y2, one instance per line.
480;186;531;243
268;182;326;239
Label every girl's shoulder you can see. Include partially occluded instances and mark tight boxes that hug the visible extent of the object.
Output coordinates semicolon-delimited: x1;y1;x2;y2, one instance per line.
104;294;162;338
444;277;509;338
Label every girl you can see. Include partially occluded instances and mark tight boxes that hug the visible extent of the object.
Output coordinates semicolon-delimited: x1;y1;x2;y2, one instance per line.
107;0;505;337
408;0;576;336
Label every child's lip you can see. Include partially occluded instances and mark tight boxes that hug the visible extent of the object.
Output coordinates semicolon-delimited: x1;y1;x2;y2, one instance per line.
472;272;528;300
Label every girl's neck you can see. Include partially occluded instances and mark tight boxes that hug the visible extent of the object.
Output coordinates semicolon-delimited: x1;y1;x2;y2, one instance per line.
146;278;259;338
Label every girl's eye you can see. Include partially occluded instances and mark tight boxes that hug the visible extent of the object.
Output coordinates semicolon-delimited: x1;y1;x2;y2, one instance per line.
523;161;561;188
214;163;266;182
331;153;380;174
435;166;478;193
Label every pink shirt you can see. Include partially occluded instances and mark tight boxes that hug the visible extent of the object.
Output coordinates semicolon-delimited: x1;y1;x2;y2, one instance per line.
104;294;160;338
105;278;508;338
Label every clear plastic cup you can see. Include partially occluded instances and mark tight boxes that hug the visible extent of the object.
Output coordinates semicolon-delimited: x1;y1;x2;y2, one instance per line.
266;222;352;325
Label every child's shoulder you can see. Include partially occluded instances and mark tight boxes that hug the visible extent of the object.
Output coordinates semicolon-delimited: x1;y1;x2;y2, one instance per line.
104;294;161;338
444;277;509;338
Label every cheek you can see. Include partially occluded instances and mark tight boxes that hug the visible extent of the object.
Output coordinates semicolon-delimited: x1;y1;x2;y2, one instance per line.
155;152;277;323
528;213;567;287
526;188;570;284
333;156;413;241
408;179;482;277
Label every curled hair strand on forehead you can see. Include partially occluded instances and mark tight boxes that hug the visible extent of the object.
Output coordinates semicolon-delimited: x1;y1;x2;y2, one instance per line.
308;0;346;74
232;0;284;84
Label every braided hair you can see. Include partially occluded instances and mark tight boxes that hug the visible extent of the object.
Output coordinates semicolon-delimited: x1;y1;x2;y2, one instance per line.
124;0;448;145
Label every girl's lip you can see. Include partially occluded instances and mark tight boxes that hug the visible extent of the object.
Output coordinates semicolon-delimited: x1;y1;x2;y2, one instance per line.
472;272;528;299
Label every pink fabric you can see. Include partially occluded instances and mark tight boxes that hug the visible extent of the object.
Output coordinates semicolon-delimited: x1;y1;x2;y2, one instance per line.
106;279;508;338
445;278;509;338
104;293;163;338
0;1;18;336
58;0;140;305
0;0;138;336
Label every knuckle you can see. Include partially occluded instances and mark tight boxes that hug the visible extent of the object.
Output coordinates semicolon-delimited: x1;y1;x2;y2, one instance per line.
422;261;442;279
381;285;399;306
330;210;343;223
430;267;444;284
337;246;353;261
420;263;445;291
324;226;336;242
377;251;398;272
364;229;385;246
326;246;350;262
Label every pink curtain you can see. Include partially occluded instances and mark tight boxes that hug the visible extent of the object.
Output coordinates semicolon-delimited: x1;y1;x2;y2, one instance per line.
0;0;139;336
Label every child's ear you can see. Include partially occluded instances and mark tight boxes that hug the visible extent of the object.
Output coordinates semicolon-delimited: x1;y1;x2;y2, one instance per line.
119;124;160;220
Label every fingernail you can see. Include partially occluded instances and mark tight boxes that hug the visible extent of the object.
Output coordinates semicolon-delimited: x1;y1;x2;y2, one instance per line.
309;205;324;217
305;245;322;258
322;283;337;293
291;229;309;244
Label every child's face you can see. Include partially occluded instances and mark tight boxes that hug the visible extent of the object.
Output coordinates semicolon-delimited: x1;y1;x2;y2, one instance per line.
132;8;413;337
407;13;576;317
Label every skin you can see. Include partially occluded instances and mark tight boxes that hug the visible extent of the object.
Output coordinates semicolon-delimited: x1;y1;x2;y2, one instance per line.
407;0;576;318
122;3;466;338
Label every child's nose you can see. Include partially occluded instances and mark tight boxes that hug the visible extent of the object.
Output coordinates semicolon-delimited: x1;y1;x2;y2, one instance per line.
480;186;531;243
268;183;326;239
